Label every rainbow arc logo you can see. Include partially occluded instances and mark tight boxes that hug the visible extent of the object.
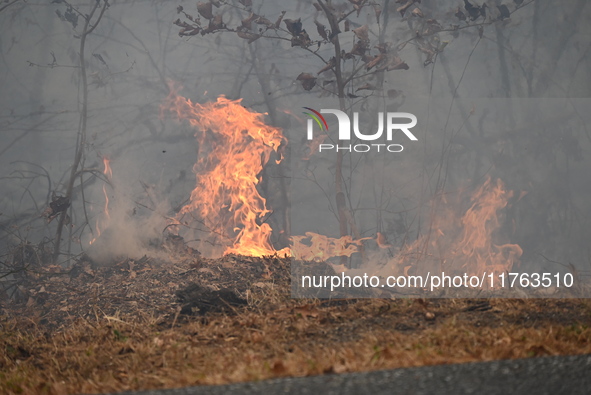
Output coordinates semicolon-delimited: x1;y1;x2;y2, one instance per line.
303;107;328;139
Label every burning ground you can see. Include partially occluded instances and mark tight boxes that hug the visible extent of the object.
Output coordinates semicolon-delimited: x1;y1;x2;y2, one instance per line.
1;90;590;394
1;249;591;394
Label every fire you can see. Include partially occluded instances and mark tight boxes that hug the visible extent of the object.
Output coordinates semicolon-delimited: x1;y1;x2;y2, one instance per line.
397;177;522;281
291;232;370;262
159;87;521;279
89;157;112;245
161;88;373;259
455;177;522;277
161;87;288;256
289;178;521;282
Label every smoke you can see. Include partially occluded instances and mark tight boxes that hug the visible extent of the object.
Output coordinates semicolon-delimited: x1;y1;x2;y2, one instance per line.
84;161;171;265
0;1;590;279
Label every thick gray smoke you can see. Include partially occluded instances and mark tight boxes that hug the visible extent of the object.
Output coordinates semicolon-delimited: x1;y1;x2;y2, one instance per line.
0;1;590;288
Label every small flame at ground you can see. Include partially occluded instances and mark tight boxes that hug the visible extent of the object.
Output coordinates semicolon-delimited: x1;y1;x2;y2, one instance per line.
291;232;370;262
89;157;112;245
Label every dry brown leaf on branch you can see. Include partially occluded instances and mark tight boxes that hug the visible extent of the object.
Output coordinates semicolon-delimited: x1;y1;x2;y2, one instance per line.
353;4;362;17
209;14;224;30
174;18;192;29
455;7;467;21
241;13;257;30
254;16;275;28
284;18;302;36
318;57;336;74
291;30;312;48
348;0;368;17
314;20;328;41
197;2;213;20
237;30;261;43
397;1;414;17
464;0;485;21
421;48;435;66
412;7;424;17
373;3;382;23
274;11;286;28
497;4;510;20
365;53;384;70
374;42;390;54
352;24;369;42
42;195;70;222
350;40;367;56
384;56;409;71
356;83;375;91
424;19;442;34
296;72;317;91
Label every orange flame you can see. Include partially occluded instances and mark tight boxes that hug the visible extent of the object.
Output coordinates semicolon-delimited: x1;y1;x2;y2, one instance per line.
89;157;112;245
102;157;112;222
397;177;522;281
159;87;521;276
291;232;370;261
455;177;522;277
161;87;287;256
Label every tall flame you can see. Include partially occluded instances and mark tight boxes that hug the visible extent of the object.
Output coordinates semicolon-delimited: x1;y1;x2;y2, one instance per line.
161;87;287;256
89;157;112;245
455;177;522;277
396;177;522;281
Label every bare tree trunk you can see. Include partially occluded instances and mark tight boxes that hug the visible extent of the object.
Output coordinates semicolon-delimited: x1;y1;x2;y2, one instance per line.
317;0;352;264
53;1;108;264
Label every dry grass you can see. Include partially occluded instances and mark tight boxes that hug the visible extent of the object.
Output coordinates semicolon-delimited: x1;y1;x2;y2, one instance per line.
1;255;591;394
1;298;591;394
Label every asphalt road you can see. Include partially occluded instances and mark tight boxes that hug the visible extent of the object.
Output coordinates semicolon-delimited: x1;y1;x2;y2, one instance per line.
113;354;591;395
